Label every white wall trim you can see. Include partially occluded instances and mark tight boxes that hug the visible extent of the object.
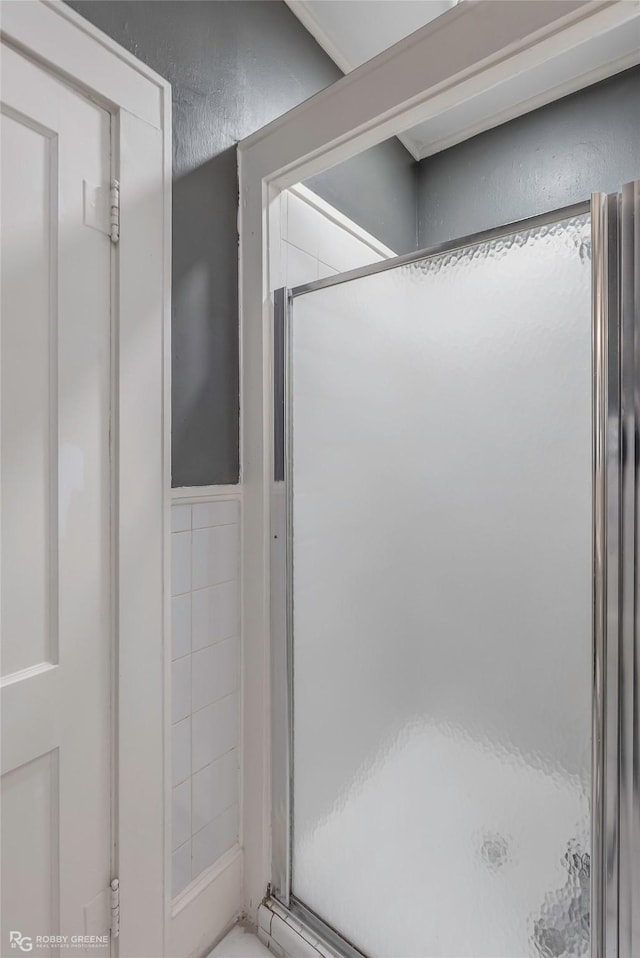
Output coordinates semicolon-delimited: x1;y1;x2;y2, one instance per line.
282;0;424;160
168;848;242;958
172;485;243;504
288;184;396;258
1;1;165;128
171;844;241;920
237;0;640;926
284;0;640;163
240;2;639;183
0;5;172;956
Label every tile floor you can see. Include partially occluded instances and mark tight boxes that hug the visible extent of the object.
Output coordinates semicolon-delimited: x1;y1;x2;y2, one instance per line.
208;925;270;958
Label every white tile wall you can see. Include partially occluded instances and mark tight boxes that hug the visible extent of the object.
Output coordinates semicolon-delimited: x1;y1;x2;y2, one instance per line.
192;579;239;651
172;593;191;661
172;841;192;900
172;717;191;788
192;749;239;833
280;189;391;292
172;655;191;724
192;692;239;773
192;803;239;878
172;778;191;851
171;497;241;898
192;524;240;591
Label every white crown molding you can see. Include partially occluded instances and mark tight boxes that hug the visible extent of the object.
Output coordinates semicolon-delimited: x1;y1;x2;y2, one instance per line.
284;0;353;74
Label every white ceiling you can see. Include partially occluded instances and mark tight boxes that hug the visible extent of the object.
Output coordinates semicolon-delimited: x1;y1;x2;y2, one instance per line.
285;0;640;162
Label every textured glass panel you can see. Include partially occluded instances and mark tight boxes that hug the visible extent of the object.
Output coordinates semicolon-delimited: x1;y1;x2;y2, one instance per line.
290;215;592;958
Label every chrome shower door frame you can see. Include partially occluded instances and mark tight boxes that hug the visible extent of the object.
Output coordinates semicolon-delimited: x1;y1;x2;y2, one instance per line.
271;188;639;958
617;181;640;958
592;181;640;958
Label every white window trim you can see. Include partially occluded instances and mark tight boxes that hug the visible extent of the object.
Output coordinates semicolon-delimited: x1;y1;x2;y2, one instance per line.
237;0;640;925
0;3;172;955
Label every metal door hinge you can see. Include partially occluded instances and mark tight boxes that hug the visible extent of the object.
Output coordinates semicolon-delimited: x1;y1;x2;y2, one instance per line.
110;180;120;244
110;878;120;938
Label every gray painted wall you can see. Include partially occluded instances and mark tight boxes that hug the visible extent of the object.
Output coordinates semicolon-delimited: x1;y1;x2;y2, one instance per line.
67;0;416;485
417;65;640;247
307;143;417;254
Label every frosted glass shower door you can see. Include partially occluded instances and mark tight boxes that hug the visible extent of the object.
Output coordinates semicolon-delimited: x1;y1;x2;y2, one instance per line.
286;213;594;958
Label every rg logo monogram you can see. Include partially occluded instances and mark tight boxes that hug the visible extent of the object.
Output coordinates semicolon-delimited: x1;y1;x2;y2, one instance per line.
9;932;33;952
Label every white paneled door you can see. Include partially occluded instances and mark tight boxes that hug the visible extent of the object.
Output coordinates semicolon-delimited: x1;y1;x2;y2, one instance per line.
1;42;112;957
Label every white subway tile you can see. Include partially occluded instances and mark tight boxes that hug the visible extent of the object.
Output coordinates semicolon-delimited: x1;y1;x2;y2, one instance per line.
191;803;238;879
172;717;191;787
191;579;240;651
192;524;239;591
280;190;289;240
171;494;243;903
318;260;338;279
285;243;318;288
171;504;191;533
321;228;383;273
191;637;238;713
191;579;239;652
172;778;191;851
171;841;191;898
287;193;320;258
171;593;191;661
192;499;239;529
191;692;239;773
171;531;191;596
191;749;238;834
172;655;191;724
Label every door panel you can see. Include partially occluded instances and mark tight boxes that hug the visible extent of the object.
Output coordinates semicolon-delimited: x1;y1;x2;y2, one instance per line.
288;213;593;957
1;44;111;956
0;107;57;678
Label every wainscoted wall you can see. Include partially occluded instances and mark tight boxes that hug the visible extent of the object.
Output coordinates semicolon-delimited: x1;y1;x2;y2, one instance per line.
170;492;241;898
168;188;389;906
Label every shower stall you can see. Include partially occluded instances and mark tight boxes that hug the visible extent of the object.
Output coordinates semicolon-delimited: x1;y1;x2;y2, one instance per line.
270;184;639;957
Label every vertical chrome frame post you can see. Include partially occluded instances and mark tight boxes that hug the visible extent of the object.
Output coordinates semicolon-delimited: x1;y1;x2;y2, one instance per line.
271;287;292;905
618;180;640;958
592;181;640;958
592;192;621;958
